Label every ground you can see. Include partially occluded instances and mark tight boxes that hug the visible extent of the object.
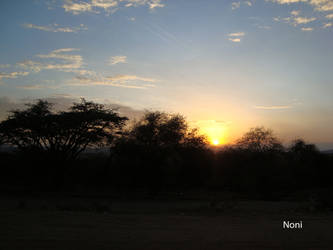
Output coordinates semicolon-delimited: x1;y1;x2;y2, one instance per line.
2;196;333;249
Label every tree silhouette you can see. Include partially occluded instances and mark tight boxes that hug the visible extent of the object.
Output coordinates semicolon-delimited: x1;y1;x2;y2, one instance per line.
289;139;318;155
236;126;284;152
110;111;209;189
128;111;207;148
0;98;127;161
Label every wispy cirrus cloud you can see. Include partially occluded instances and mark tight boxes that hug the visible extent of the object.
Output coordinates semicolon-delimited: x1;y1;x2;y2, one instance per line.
0;71;29;83
23;23;87;33
254;99;303;110
62;0;164;15
108;55;127;65
310;0;333;12
231;1;252;10
17;48;92;75
16;85;44;90
270;0;333;30
229;38;241;42
116;0;165;9
270;0;333;12
301;26;314;30
291;10;300;16
274;14;316;25
254;105;292;110
69;74;157;89
228;32;245;42
107;75;156;83
228;32;246;37
232;2;241;10
323;22;333;27
274;11;317;30
271;0;307;4
294;16;317;24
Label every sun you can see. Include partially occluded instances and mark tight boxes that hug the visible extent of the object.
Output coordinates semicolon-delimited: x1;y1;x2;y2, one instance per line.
194;120;228;146
212;139;220;146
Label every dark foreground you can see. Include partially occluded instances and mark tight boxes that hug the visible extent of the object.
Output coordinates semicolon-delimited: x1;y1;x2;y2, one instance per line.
2;197;333;250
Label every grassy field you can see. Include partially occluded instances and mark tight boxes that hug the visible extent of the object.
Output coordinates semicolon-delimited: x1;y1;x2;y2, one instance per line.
2;196;333;249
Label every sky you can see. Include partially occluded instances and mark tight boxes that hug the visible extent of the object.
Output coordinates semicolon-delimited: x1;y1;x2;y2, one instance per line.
1;0;333;148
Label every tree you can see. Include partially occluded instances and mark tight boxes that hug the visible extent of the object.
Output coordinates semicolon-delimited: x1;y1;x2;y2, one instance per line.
289;139;318;155
128;111;207;148
110;111;210;189
0;98;128;161
236;126;284;152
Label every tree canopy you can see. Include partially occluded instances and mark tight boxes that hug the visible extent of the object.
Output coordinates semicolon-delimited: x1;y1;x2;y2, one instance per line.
126;111;207;149
0;98;127;160
236;126;284;152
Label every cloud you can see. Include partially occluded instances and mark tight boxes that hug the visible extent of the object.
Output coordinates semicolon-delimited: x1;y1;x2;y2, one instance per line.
16;61;45;73
229;38;241;42
68;74;157;89
231;1;252;10
293;16;316;24
16;85;44;90
36;48;81;60
232;2;241;9
245;1;253;6
123;0;164;9
271;0;307;4
227;32;245;42
273;17;289;22
0;71;29;82
254;105;292;110
17;48;87;74
228;32;245;37
301;27;314;30
107;75;156;82
23;23;88;33
270;0;333;12
310;0;333;12
326;13;333;18
0;64;11;68
108;55;127;65
291;10;300;15
62;0;164;15
323;22;333;27
63;0;95;14
274;14;317;27
147;0;164;9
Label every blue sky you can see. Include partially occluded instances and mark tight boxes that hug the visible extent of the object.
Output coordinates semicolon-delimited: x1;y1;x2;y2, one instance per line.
1;0;333;147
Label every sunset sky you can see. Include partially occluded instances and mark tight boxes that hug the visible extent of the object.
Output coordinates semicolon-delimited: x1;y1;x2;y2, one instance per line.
1;0;333;148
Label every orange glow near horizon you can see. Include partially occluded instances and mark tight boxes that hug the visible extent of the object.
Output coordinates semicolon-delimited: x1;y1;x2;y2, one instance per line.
195;120;228;146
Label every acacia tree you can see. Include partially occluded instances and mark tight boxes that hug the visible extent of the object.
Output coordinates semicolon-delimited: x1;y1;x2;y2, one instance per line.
236;126;284;152
0;98;128;161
